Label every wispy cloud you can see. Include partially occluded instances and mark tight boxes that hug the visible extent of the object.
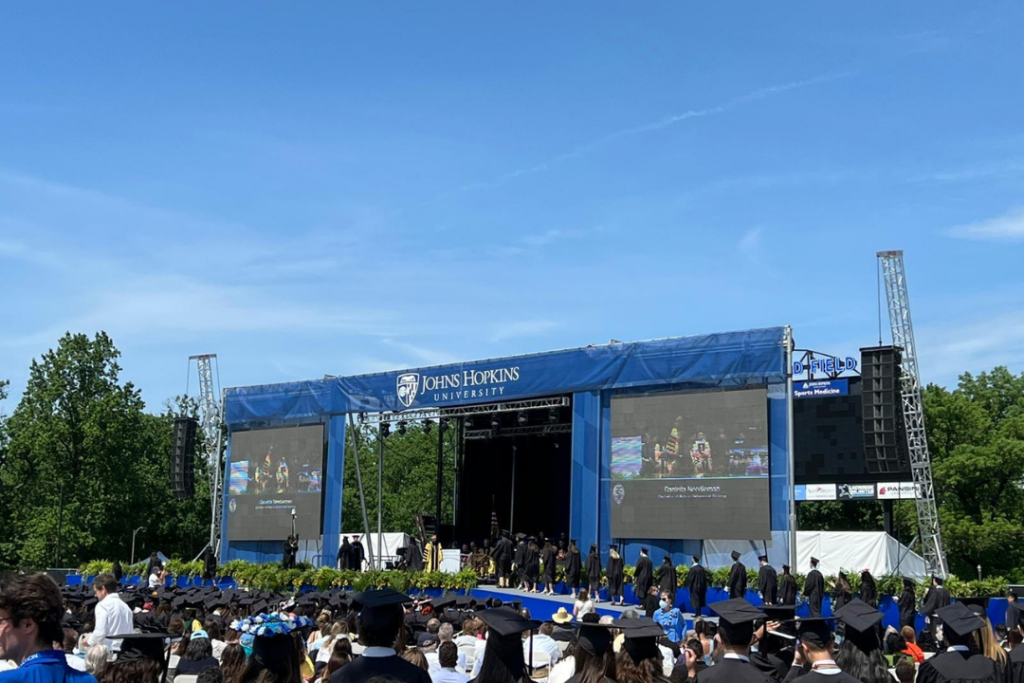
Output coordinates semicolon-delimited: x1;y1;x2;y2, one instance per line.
379;339;462;367
0;239;64;268
946;207;1024;242
919;310;1024;385
738;226;763;253
490;320;559;343
448;72;854;195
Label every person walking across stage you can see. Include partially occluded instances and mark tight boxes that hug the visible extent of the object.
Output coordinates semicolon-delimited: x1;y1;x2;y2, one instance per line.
0;573;98;683
830;568;853;613
350;535;366;572
897;576;917;630
513;534;528;591
779;564;797;606
564;539;581;596
659;555;677;606
634;548;654;602
921;573;951;637
859;568;878;608
406;535;424;572
727;550;747;599
585;544;603;602
282;534;299;569
424;534;444;573
606;545;624;605
757;555;777;605
337;536;351;570
492;532;514;588
805;556;825;617
688;555;708;616
541;539;558;595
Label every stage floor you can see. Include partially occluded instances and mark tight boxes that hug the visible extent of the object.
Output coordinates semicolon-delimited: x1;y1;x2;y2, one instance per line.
469;586;717;625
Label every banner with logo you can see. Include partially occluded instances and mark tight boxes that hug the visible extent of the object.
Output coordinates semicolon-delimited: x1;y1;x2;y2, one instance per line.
225;328;787;425
876;482;919;500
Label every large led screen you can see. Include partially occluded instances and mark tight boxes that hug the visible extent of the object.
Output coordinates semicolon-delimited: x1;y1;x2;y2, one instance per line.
226;424;325;541
609;388;770;540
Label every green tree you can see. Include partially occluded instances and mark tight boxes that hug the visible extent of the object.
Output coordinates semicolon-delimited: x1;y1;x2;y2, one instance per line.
341;422;457;539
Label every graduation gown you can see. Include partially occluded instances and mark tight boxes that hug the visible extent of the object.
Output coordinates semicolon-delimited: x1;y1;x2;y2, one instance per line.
565;547;582;588
606;551;625;598
916;648;1003;683
337;541;351;570
758;564;778;604
727;561;748;598
687;564;708;612
660;560;678;602
804;569;825;617
779;573;797;606
541;544;558;584
493;537;513;577
424;541;444;573
525;543;540;582
859;574;878;608
350;541;365;572
330;652;432;683
1009;641;1024;683
697;655;774;683
898;586;917;629
635;554;655;599
786;668;861;683
922;586;951;627
586;550;604;590
830;583;851;613
514;540;527;575
407;539;425;572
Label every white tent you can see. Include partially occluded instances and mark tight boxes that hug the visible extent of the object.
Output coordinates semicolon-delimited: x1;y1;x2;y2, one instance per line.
795;530;926;578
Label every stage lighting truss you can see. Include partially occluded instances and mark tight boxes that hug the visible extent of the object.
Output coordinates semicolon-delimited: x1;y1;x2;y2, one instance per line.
353;397;570;425
464;422;572;441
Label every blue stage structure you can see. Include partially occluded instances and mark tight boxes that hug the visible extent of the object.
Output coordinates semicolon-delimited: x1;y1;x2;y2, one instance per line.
221;327;792;570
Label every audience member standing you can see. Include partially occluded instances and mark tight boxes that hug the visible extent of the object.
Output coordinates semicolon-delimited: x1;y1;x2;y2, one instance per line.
86;573;134;653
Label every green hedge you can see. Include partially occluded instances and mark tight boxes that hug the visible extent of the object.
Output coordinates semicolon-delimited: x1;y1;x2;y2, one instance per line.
78;557;1008;598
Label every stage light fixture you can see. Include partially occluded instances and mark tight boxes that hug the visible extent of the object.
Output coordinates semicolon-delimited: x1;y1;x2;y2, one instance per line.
397;421;408;436
422;419;433;434
465;416;475;429
548;407;559;424
490;413;501;429
517;411;528;425
439;417;450;432
380;422;391;438
358;411;368;423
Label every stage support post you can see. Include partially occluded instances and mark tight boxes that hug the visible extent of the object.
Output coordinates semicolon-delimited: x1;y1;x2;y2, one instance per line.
346;413;377;570
377;421;384;569
436;421;444;538
785;326;797;569
883;499;895;536
510;443;517;533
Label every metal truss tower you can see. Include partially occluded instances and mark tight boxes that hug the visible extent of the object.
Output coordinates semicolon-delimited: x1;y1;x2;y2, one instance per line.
189;354;224;555
877;251;948;576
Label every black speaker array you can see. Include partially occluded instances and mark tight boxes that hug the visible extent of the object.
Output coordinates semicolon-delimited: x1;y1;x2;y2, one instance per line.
171;417;198;499
859;346;908;474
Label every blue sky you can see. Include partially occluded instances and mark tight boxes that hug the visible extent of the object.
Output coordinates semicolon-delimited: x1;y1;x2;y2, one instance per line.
2;2;1023;414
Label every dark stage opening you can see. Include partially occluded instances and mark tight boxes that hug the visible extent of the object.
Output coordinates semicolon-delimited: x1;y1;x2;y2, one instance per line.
455;399;573;544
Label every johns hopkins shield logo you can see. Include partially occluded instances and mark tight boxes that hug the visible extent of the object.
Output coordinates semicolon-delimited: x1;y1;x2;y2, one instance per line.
612;484;625;505
397;373;420;408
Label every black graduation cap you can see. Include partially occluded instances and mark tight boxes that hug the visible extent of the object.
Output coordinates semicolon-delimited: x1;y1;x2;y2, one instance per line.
109;630;171;670
476;608;535;637
508;600;522;612
731;550;741;561
352;587;411;615
810;557;819;564
455;596;475;609
612;619;666;664
781;564;790;572
1009;603;1024;628
758;555;768;562
763;605;797;639
576;622;613;656
709;598;763;643
936;602;985;637
640;547;649;554
793;617;836;649
834;599;884;652
957;596;990;615
433;597;456;611
251;600;269;614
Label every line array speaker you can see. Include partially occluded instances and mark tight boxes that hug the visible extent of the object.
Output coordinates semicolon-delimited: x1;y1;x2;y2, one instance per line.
171;417;198;499
860;346;908;474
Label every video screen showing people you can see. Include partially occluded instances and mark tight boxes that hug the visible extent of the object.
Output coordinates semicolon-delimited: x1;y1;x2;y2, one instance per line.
609;388;771;540
226;424;325;541
611;389;768;481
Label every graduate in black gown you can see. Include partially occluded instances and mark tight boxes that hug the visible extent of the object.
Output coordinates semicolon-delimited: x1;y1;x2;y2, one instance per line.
634;548;654;601
564;539;582;595
337;536;351;570
804;557;825;618
786;617;862;683
541;539;558;595
687;555;708;616
659;555;677;605
471;608;538;683
750;605;797;681
700;598;773;683
727;550;748;599
1007;603;1024;683
566;621;616;683
897;576;917;630
830;568;852;613
514;534;528;590
349;535;366;572
922;574;952;635
613;620;672;683
916;602;1003;683
492;532;514;587
779;564;798;606
606;545;625;605
758;555;778;605
406;536;425;572
859;568;878;608
834;598;892;683
282;534;298;569
525;538;541;593
586;544;603;597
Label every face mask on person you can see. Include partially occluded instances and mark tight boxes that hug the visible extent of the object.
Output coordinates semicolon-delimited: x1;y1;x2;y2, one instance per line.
660;600;668;610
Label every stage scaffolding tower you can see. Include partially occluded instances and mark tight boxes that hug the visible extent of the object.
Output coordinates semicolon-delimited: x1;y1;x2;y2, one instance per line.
877;251;948;576
189;354;225;558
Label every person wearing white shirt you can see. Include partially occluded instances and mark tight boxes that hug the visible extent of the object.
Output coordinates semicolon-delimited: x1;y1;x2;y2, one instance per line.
430;642;469;683
573;588;595;620
86;573;134;652
524;623;562;668
425;623;467;674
